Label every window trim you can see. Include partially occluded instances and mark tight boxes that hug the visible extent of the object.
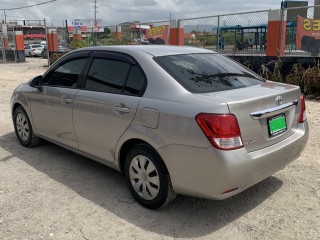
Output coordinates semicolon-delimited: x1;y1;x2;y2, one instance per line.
41;51;92;89
79;51;147;97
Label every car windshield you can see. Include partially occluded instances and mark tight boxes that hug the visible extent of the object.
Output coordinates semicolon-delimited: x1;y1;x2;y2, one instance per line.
154;53;264;93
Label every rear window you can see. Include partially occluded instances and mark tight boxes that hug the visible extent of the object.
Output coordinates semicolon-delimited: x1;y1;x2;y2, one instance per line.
154;53;264;93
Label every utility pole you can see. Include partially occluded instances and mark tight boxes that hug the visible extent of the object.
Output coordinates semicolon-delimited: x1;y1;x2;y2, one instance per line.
94;0;97;23
93;0;98;45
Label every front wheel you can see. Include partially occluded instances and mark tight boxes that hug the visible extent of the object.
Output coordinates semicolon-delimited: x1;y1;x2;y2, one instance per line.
13;106;41;147
124;144;176;209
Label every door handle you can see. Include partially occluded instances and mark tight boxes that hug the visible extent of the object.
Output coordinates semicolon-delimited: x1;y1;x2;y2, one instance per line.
61;98;73;104
113;106;130;113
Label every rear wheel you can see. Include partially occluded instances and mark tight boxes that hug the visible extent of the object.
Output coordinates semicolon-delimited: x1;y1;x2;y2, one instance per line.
124;144;176;209
13;106;41;147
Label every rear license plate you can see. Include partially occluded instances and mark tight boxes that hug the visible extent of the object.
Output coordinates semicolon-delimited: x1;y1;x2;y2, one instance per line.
268;114;287;137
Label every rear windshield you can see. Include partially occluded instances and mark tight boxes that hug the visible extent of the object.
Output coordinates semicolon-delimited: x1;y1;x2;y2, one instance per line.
154;53;264;93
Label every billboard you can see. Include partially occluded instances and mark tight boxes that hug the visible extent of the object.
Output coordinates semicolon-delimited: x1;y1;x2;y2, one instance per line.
67;19;104;33
146;25;169;45
296;16;320;53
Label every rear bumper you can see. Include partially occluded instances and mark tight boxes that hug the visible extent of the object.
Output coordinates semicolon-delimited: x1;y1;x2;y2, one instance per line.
33;52;42;56
157;121;309;200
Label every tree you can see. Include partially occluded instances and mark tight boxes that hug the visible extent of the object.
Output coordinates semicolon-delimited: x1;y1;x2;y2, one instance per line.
104;27;111;35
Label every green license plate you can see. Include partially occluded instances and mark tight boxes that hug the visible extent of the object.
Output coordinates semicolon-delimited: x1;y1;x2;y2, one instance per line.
268;114;287;137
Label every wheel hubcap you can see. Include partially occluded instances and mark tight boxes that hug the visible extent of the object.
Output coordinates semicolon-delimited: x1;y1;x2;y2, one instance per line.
16;113;30;141
129;155;160;200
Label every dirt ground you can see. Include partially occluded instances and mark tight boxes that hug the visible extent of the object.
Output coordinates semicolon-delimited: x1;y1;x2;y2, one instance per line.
0;58;319;240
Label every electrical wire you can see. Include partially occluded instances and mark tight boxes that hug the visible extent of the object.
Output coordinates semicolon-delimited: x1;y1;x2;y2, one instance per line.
0;0;58;11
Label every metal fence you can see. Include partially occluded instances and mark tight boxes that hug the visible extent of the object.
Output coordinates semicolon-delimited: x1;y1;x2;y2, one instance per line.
101;5;320;57
284;5;319;55
0;30;17;63
139;20;170;44
179;5;320;57
3;6;320;61
179;10;269;55
179;11;268;55
109;20;170;45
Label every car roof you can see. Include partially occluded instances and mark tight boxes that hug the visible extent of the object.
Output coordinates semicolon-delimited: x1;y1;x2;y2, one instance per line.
78;45;216;57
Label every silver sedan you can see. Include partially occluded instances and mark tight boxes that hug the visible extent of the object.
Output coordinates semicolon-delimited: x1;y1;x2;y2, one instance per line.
11;46;309;209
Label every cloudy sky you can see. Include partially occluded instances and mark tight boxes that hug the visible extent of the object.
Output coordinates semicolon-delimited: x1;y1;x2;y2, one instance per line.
0;0;316;26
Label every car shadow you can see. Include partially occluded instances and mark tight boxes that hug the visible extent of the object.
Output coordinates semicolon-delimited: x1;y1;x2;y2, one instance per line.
0;132;283;238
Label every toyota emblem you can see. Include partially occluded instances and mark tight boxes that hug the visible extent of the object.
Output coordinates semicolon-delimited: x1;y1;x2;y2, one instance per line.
275;96;283;105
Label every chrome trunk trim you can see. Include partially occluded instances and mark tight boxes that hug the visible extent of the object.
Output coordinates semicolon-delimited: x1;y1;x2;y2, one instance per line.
250;100;298;120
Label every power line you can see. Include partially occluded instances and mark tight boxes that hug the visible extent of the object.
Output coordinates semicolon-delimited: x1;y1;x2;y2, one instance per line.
0;0;58;11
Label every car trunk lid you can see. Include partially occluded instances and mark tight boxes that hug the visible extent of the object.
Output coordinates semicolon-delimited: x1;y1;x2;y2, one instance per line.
195;81;302;152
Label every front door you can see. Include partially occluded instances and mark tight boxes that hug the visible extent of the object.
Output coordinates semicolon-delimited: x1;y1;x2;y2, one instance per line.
30;56;89;149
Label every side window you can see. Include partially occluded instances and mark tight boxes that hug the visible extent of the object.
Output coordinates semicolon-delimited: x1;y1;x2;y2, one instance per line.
85;58;131;94
124;66;146;96
43;58;87;88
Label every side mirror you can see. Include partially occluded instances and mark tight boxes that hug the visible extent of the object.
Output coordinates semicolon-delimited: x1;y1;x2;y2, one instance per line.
30;75;43;90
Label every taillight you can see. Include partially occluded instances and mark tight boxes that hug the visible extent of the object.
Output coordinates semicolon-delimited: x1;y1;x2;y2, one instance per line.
299;95;306;123
195;113;243;150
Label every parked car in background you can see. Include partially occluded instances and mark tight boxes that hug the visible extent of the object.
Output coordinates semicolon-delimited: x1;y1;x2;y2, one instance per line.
11;46;309;209
41;44;70;58
24;44;44;57
41;46;48;58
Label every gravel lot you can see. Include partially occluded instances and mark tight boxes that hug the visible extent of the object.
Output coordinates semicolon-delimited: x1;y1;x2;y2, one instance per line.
0;58;319;240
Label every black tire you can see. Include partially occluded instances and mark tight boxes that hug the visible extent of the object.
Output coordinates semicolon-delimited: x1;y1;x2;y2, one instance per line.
13;106;41;148
124;144;176;209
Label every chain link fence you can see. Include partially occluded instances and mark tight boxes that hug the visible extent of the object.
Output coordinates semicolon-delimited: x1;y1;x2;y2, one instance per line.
104;21;170;45
283;5;319;56
57;27;71;51
3;6;320;63
138;21;170;45
0;30;17;63
180;10;269;55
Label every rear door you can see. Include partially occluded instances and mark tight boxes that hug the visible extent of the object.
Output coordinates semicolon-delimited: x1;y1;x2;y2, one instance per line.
73;51;147;163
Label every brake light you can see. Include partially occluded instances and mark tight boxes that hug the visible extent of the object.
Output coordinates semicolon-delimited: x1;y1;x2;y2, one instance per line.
299;95;306;123
195;113;243;150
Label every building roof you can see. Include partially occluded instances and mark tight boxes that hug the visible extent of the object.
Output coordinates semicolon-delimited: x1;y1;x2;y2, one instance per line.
184;33;196;39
